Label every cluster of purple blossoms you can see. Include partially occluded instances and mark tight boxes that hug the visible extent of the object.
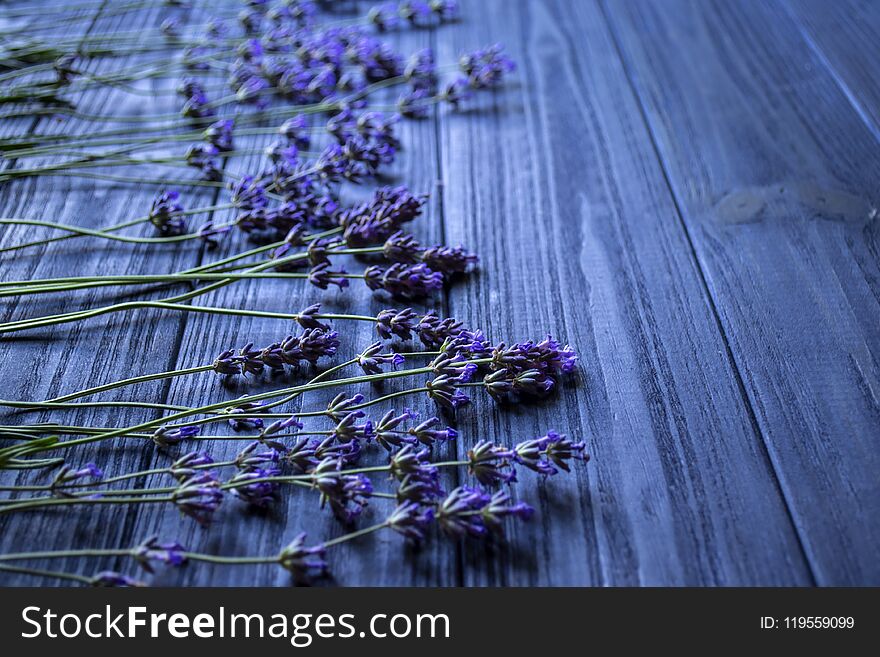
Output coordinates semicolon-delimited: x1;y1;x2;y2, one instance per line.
513;431;589;476
383;231;478;273
152;424;201;449
312;457;374;523
278;533;328;586
339;186;427;247
356;341;405;375
482;336;578;402
436;486;533;539
50;463;103;497
203;118;235;152
132;535;187;573
365;262;444;300
90;571;144;588
170;452;214;482
369;1;459;32
212;328;340;376
148;190;186;236
172;471;223;525
184;143;222;180
180;79;215;120
229;441;284;508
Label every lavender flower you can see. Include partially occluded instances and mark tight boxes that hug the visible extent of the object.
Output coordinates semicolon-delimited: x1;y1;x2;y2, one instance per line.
515;430;589;474
50;463;103;496
365;263;444;299
436;486;489;539
415;314;464;348
330;411;374;443
404;48;438;91
262;415;305;439
375;307;418;340
204;119;235;151
285;437;319;472
185;143;222;180
172;472;223;525
295;303;330;330
383;231;422;263
367;3;400;31
467;440;515;485
396;473;444;504
326;393;365;421
374;409;417;450
308;262;349;290
397;87;432;119
459;43;516;89
480;489;534;535
389;444;436;481
357;341;404;375
148;190;186;236
421;244;478;273
230;175;269;211
409;416;458;446
132;535;186;573
235;442;282;471
152;424;201;448
280;115;311;149
278;533;328;585
312;457;373;523
170;452;214;482
314;435;362;465
426;374;470;411
90;571;144;587
197;221;230;247
229;468;279;508
387;501;435;543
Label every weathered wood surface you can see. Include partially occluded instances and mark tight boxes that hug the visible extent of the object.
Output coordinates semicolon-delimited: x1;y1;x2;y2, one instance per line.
0;0;877;586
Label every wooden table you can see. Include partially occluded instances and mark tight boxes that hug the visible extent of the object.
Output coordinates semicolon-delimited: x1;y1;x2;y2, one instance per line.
0;0;877;586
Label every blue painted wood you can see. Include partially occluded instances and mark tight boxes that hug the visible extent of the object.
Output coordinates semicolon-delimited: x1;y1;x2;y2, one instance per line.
601;0;880;585
0;0;877;586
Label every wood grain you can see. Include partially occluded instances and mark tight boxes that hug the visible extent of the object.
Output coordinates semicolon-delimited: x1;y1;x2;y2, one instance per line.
601;0;880;585
1;0;877;587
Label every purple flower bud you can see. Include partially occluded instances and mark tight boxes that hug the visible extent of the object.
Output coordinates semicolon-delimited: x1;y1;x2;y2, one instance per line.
50;462;103;496
331;412;374;443
387;501;435;543
459;43;516;89
426;374;470;411
374;409;417;451
409;417;458;446
285;437;318;472
383;231;423;263
235;442;282;471
278;533;328;586
90;571;144;587
326;393;365;421
436;486;490;539
308;262;350;290
467;440;516;486
185;143;222;180
213;348;242;375
197;221;230;248
229;467;279;508
480;489;534;535
152;424;201;448
390;444;436;481
375;307;418;340
312;457;373;523
230;175;269;211
204;119;235;152
416;314;465;348
357;341;403;375
262;415;304;438
295;303;330;330
133;535;187;573
421;244;478;273
172;472;223;525
364;263;444;300
171;451;214;482
148;190;186;236
280;115;311;149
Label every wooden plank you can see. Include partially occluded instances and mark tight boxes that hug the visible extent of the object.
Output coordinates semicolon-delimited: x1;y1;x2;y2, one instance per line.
784;0;880;141
601;0;880;585
0;1;218;585
122;4;455;586
435;0;812;585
